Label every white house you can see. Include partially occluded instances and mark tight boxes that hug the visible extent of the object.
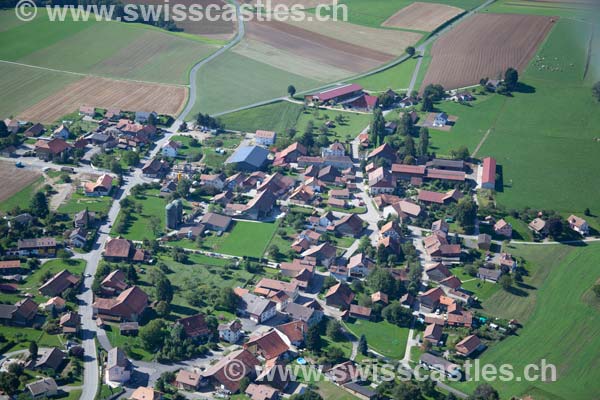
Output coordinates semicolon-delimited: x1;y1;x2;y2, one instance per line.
433;112;448;127
106;347;131;384
493;219;513;238
567;215;589;236
218;320;243;343
161;140;180;158
255;130;276;146
69;228;87;248
53;124;70;140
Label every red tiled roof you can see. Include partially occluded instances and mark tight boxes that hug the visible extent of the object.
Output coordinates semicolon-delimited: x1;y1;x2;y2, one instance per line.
309;84;362;102
482;157;496;185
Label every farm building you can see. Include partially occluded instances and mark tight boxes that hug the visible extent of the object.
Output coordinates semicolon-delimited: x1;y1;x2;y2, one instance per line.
225;145;269;171
255;130;276;146
304;83;364;105
481;157;496;189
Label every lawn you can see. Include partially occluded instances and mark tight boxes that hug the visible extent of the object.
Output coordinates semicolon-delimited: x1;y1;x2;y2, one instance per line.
451;243;600;399
451;266;499;302
104;323;154;361
352;56;418;91
110;189;166;240
296;108;372;143
190;51;321;116
57;191;113;215
0;326;64;353
170;134;203;160
170;220;279;258
218;101;303;133
343;319;409;359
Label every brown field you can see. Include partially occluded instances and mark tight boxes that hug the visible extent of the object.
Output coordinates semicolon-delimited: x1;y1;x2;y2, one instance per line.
245;20;400;74
0;162;41;203
382;2;464;32
282;17;422;56
18;77;188;123
244;0;334;8
125;0;236;39
421;13;556;90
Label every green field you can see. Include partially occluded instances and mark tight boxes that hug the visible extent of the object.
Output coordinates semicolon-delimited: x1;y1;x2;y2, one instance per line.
110;190;166;240
344;319;409;359
453;243;600;399
352;57;418;91
191;51;321;116
0;176;43;213
57;192;113;215
480;0;599;21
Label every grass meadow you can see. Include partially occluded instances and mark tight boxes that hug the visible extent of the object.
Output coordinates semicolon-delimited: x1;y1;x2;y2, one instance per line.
352;57;419;91
452;243;600;399
344;319;409;359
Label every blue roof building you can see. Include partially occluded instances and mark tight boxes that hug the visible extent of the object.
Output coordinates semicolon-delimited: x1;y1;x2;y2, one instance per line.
225;145;269;171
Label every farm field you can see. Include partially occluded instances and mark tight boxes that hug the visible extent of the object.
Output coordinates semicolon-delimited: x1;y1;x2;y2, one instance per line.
480;0;599;20
453;243;600;399
420;13;555;90
17;75;187;123
351;57;419;91
382;2;464;32
191;51;320;115
0;163;43;213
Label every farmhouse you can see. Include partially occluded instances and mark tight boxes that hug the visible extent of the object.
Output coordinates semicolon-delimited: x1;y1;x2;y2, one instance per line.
425;263;452;282
201;349;260;393
419;287;444;311
368;167;396;194
347;253;375;278
477;267;502;283
34;138;71;161
176;313;211;342
175;370;201;391
255;278;299;300
92;286;149;321
325;282;355;308
238;292;277;323
494;219;512;238
348;93;379;112
25;123;45;137
433;112;448;127
35;347;66;371
255;130;277;146
142;158;170;178
567;215;589;236
39;269;80;297
27;378;59;399
245;384;279;400
103;237;147;262
161;140;180;158
84;174;113;197
225;145;270;171
273;142;307;165
305;83;364;105
218;320;243;343
481;157;496;189
201;212;232;232
0;298;38;326
106;347;131;384
322;142;346;157
348;304;372;320
391;163;426;181
528;218;548;236
367;143;397;163
419;353;461;379
455;335;484;357
16;237;57;257
53;124;70;140
423;323;443;344
329;214;364;237
244;329;291;361
418;189;462;205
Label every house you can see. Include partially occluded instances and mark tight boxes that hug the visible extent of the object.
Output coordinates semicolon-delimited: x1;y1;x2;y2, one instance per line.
103;237;147;262
39;269;80;297
432;112;448;127
425;168;466;182
325;282;355;309
17;237;57;257
423;232;461;260
440;275;462;290
0;298;38;326
528;218;547;236
175;370;201;391
477;233;492;250
367;143;397;163
59;311;80;334
322;142;346;158
142;158;170;178
477;267;502;283
225;145;270;171
568;215;589;236
238;190;277;220
244;329;291;361
106;347;131;383
380;220;402;241
201;349;260;393
35;347;66;371
27;378;58;399
53;124;70;140
85;174;113;197
92;286;148;321
106;108;121;120
200;173;225;190
343;382;377;400
161;140;180;158
255;130;277;146
418;287;444;311
423;323;443;344
218;320;243;343
398;96;418;108
386;199;422;221
317;165;341;182
201;212;232;232
79;105;95;117
481;157;496;189
177;313;211;342
101;269;128;295
255;278;299;300
283;302;322;326
455;335;484;357
347;253;375;278
273;142;307;164
368;167;396;195
348;304;372;320
34;138;71;161
451;92;475;102
129;387;162;400
74;209;96;228
134;111;157;123
25;123;45;137
419;353;461;379
305;84;363;105
0;260;23;275
328;361;363;385
330;214;364;237
425;263;451;282
446;303;473;327
494;219;512;238
418;189;463;205
426;159;465;171
330;188;350;199
276;320;308;346
301;242;337;267
257;173;295;197
371;291;388;305
347;93;379;112
41;297;66;313
245;383;279;400
239;292;277;323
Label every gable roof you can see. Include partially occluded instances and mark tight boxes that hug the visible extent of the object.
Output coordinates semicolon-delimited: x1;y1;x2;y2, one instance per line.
177;313;210;338
245;329;290;360
226;145;269;168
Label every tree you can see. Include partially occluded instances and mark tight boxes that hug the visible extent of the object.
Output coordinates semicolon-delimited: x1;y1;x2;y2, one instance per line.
382;302;412;326
30;191;49;218
287;85;296;97
547;217;564;238
456;197;477;231
423;84;445;101
0;121;8;138
593;81;600;102
140;319;166;351
305;324;322;353
403;135;415;158
450;145;470;160
469;384;500;400
417;127;429;157
370;108;386;145
155;276;174;303
29;341;38;361
421;96;434;112
155;300;170;317
217;287;238;312
358;334;368;355
326;320;344;341
290;389;323;400
499;274;513;291
405;46;416;57
592;283;600;298
504;67;519;91
0;372;19;395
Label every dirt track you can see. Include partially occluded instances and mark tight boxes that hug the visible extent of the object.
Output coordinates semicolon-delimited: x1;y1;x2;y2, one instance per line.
18;76;188;123
421;13;556;90
382;2;464;32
